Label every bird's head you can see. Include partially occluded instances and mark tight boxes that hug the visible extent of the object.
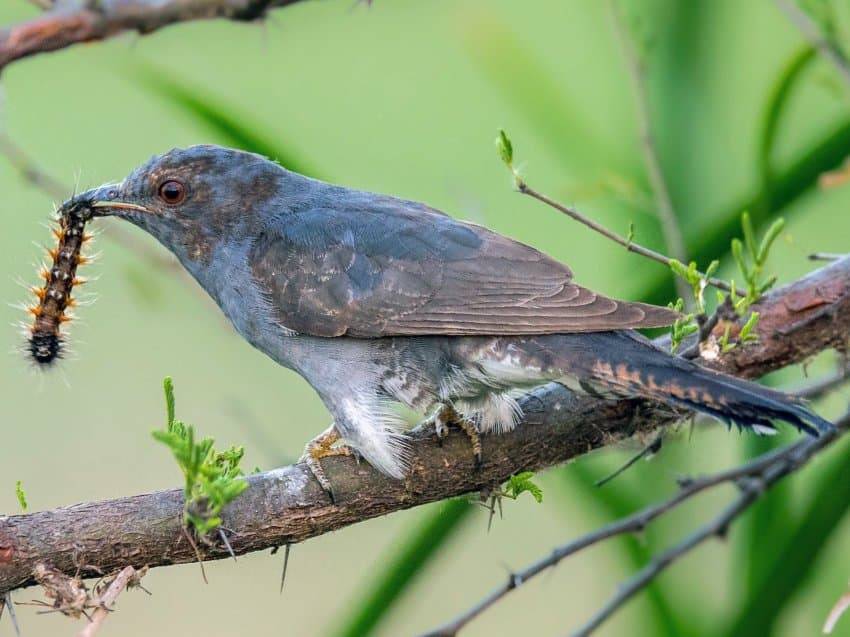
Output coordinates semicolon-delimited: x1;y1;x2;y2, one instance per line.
68;145;288;265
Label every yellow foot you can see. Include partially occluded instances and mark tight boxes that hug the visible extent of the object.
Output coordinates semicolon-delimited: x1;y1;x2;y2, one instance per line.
300;425;354;503
428;404;482;468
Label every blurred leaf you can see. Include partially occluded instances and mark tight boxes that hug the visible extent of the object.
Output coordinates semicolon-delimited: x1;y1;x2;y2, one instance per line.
14;481;26;512
135;65;320;178
639;116;850;306
463;12;631;179
332;499;473;637
726;436;850;637
563;462;691;637
758;46;817;191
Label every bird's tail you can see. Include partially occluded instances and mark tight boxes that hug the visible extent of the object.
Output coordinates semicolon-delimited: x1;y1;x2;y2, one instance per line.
574;332;833;437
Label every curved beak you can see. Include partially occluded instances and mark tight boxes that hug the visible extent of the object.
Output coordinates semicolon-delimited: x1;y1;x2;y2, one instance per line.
66;184;152;218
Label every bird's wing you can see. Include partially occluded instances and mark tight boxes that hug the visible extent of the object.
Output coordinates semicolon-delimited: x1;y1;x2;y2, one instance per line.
248;198;678;337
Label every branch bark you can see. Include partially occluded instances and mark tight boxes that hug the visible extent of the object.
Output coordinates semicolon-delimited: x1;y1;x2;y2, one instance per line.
1;256;849;595
0;0;306;73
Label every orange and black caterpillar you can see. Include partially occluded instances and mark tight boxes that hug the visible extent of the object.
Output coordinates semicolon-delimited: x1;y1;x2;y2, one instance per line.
26;201;94;366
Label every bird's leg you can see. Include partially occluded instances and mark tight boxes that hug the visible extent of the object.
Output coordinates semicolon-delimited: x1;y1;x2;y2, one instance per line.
427;403;482;468
300;424;353;503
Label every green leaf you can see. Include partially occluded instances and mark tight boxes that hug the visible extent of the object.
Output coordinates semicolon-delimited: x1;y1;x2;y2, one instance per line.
15;481;27;512
506;471;544;503
332;500;472;637
135;65;319;178
756;218;785;265
738;312;760;344
163;376;175;427
153;378;248;537
496;129;513;166
741;211;757;262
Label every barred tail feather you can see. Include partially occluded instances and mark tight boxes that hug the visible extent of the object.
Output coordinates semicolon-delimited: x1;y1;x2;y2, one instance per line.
582;332;834;438
648;364;833;437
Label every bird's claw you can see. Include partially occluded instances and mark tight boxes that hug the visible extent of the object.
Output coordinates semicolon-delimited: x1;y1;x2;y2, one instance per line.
300;425;354;504
426;404;483;469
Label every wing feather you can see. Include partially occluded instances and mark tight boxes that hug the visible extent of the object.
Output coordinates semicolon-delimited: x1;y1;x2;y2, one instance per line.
249;199;678;337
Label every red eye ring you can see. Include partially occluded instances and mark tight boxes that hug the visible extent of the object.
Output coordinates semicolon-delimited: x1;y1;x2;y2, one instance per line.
158;180;186;205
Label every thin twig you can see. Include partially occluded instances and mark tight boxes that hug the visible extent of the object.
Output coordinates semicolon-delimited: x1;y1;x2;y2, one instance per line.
279;544;291;594
0;0;307;72
181;526;208;584
425;409;848;637
516;180;734;293
775;0;850;88
810;252;846;262
824;584;850;634
2;593;20;636
572;416;846;636
606;0;690;302
594;434;662;488
77;566;137;637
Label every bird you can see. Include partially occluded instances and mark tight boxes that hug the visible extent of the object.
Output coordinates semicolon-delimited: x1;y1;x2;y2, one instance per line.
70;144;832;499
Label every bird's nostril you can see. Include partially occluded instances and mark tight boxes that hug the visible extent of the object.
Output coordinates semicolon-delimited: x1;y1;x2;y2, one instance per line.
108;189;118;199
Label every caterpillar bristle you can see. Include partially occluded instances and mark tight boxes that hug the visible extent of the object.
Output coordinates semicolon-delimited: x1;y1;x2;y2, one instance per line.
28;332;63;366
25;200;94;369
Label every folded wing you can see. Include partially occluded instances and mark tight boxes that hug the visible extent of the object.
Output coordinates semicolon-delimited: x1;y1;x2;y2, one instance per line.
249;198;678;337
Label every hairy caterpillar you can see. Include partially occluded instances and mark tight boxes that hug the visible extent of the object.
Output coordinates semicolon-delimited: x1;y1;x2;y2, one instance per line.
26;200;94;367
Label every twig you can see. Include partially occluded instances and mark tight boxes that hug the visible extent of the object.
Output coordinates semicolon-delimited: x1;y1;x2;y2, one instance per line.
426;411;849;637
77;566;137;637
516;180;734;294
594;434;662;488
1;257;849;596
606;0;690;302
572;416;846;636
810;252;846;262
279;544;291;594
2;593;20;636
775;0;850;88
0;0;307;73
824;584;850;634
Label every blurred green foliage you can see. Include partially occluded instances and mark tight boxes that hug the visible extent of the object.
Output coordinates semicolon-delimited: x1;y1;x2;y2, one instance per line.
1;1;849;636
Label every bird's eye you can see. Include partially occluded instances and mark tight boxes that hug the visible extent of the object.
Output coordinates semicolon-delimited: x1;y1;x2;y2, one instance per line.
158;180;186;205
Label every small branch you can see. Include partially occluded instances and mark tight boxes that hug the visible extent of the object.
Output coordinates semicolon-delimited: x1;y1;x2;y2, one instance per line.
825;584;850;634
428;410;849;637
517;180;734;293
77;566;138;637
606;0;690;301
775;0;850;89
810;252;846;262
1;257;848;597
0;0;308;73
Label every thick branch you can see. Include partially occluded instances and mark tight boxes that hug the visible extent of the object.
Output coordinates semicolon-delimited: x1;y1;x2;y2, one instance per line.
0;0;306;73
1;256;849;595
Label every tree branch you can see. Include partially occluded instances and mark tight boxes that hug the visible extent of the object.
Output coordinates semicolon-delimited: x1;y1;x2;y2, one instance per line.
1;256;849;596
775;0;850;89
0;0;308;73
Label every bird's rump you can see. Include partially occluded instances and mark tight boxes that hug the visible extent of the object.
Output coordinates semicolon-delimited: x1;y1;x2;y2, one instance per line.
249;201;678;337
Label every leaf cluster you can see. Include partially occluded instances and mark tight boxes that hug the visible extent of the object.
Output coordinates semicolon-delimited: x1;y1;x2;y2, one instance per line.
152;377;249;536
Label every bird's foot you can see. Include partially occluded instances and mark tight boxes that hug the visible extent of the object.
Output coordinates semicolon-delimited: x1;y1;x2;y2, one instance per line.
427;404;482;469
300;425;355;503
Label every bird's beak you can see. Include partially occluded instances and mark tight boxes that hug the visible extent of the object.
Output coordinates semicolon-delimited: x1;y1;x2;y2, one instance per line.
65;184;152;218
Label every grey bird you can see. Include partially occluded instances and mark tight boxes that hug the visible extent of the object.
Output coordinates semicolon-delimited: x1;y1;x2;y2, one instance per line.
71;145;832;497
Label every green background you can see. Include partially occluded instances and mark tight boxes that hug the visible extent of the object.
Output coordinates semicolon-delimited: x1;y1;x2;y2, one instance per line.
0;1;849;635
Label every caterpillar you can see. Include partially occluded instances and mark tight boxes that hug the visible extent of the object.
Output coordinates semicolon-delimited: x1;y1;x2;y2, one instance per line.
26;200;94;367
